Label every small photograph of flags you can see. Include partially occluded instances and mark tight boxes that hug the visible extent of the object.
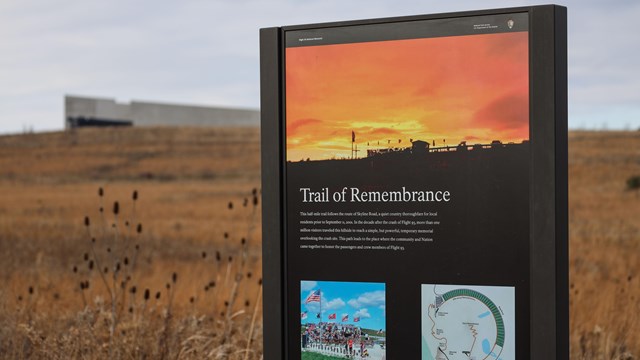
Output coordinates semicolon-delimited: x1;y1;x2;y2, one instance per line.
299;280;386;358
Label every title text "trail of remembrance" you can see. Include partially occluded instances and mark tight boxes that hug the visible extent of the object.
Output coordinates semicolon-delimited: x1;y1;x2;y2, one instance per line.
299;187;451;203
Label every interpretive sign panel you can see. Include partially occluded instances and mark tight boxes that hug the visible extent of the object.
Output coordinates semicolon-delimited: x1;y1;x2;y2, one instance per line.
260;6;567;360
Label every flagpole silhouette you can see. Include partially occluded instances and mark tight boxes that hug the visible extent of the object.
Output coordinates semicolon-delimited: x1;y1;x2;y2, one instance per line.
351;131;356;159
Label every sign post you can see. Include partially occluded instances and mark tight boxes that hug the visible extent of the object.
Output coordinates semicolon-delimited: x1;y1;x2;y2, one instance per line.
261;6;567;359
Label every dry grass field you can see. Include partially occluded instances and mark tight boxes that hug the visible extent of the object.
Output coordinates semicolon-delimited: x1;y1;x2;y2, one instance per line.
0;127;638;359
0;127;263;359
568;131;639;359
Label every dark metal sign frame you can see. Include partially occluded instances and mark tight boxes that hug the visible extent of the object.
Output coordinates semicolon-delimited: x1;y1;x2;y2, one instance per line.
260;5;567;359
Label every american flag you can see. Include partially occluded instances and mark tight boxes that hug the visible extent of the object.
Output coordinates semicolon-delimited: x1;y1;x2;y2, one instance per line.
301;311;307;320
305;290;321;304
328;313;336;320
353;317;360;322
341;314;349;322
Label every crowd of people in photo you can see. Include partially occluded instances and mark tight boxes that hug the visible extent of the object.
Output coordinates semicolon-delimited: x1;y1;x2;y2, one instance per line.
301;323;382;358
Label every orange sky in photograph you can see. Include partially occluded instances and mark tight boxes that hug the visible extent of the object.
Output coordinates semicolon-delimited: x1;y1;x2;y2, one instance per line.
286;32;529;161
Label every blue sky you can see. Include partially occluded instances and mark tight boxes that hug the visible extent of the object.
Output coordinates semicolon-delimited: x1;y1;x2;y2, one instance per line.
301;280;386;331
1;0;639;134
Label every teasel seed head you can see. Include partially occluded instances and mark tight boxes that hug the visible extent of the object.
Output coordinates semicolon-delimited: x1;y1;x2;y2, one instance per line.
227;201;233;210
144;289;150;301
166;283;171;290
190;296;195;304
130;286;137;294
172;272;178;283
216;251;221;262
208;281;215;288
124;257;129;266
73;266;78;273
155;291;161;300
84;216;90;227
113;201;119;215
83;253;89;261
88;260;94;270
136;224;142;234
28;286;34;295
132;190;138;201
201;251;207;259
98;187;104;197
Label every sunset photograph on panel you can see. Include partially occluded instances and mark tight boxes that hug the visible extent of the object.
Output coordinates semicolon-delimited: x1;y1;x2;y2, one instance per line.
286;32;528;161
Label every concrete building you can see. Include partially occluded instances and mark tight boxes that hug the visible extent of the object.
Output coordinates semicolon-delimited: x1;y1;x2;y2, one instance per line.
65;95;260;129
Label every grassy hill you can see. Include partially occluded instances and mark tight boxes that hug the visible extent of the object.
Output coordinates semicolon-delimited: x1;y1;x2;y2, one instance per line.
0;127;638;358
566;131;639;358
0;127;263;359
